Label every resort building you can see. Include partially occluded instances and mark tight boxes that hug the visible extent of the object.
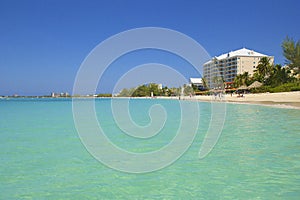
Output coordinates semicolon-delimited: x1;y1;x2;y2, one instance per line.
189;78;205;90
203;48;274;88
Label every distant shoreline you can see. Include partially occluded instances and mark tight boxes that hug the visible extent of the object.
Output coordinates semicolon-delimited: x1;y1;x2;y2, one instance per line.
1;91;300;110
165;91;300;110
224;91;300;110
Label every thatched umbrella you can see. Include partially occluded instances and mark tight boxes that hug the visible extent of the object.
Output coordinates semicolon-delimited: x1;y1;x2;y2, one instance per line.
237;85;248;90
247;81;262;89
236;85;248;94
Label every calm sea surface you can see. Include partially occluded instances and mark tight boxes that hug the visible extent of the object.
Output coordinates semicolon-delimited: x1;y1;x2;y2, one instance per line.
1;98;300;199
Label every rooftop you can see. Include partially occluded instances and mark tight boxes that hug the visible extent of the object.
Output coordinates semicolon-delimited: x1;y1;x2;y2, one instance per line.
190;78;203;84
205;48;270;64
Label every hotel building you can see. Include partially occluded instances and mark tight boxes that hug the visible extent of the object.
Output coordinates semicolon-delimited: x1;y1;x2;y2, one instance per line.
203;48;274;88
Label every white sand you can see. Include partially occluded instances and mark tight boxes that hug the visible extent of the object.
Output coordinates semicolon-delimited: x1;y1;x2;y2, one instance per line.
114;92;300;109
225;91;300;103
155;91;300;109
187;91;300;109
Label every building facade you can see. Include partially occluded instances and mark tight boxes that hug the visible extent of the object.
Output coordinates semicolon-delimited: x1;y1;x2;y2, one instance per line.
203;48;274;88
189;78;205;90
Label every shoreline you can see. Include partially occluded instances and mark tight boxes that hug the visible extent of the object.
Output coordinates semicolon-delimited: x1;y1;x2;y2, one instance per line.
225;100;300;110
2;92;300;110
176;91;300;110
112;92;300;110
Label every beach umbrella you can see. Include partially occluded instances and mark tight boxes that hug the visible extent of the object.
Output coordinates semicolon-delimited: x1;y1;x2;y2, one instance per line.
247;81;263;89
237;85;248;94
237;85;248;90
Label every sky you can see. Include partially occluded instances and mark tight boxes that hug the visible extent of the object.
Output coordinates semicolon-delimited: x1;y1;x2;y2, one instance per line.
0;0;299;95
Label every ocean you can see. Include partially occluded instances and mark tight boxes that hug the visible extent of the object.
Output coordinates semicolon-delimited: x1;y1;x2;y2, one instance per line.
1;98;300;199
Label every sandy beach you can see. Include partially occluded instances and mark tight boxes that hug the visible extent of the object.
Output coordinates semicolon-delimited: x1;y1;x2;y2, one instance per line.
108;92;300;109
154;91;300;109
186;91;300;109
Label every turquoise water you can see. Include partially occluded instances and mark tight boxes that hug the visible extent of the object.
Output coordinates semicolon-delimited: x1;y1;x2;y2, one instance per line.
1;98;300;199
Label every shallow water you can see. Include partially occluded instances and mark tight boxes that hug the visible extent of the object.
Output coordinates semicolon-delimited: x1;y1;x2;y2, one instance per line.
1;98;300;199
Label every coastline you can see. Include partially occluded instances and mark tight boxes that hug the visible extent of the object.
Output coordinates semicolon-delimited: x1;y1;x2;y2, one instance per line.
2;91;300;110
113;91;300;110
178;91;300;110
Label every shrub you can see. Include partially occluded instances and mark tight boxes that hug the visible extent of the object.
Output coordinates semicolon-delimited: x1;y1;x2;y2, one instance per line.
250;82;300;93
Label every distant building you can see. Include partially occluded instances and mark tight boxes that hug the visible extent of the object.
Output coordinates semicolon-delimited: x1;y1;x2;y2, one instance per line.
51;92;69;97
203;48;274;88
60;92;69;97
157;84;163;90
189;78;205;90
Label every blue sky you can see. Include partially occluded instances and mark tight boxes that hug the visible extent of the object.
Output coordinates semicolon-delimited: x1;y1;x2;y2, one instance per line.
0;0;299;95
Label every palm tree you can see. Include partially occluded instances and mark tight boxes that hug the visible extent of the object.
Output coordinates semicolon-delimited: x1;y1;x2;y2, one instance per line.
233;74;244;87
282;36;300;74
212;76;224;89
242;72;251;85
266;64;292;86
254;57;273;78
233;72;251;87
202;78;208;90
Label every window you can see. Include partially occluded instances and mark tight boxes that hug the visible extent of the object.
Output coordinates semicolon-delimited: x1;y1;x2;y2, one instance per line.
253;66;256;68
253;62;256;64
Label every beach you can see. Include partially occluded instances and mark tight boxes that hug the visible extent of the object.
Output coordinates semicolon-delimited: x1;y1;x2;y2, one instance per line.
191;91;300;109
155;91;300;109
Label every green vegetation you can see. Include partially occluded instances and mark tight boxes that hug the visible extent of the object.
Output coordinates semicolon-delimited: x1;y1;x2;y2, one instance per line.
183;85;194;96
117;83;196;97
118;88;136;97
131;83;167;97
96;93;112;97
233;72;251;87
118;83;172;97
234;61;299;92
250;82;300;93
233;36;300;92
282;36;300;74
265;64;292;86
254;57;273;81
117;37;300;96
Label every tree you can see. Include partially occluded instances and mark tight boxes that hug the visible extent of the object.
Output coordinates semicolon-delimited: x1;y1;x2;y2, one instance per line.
148;83;161;96
183;85;194;96
169;87;180;96
252;71;264;83
129;83;166;97
97;93;112;97
132;85;150;97
282;36;300;74
233;72;251;87
254;57;273;79
265;64;292;86
191;84;199;92
211;76;224;89
202;78;208;89
118;88;136;97
118;88;130;97
162;86;170;96
233;74;243;87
